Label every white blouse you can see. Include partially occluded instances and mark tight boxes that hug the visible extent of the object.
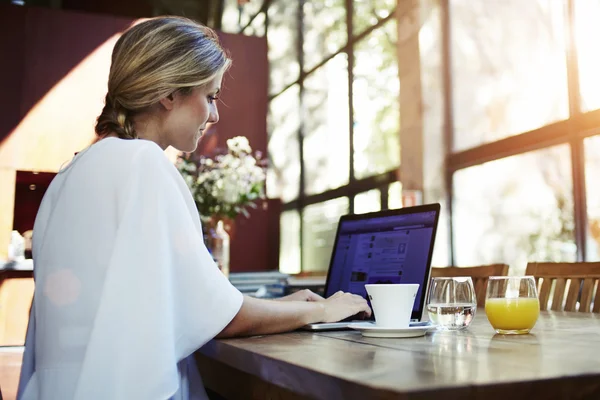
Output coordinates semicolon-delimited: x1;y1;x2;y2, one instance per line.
18;138;243;400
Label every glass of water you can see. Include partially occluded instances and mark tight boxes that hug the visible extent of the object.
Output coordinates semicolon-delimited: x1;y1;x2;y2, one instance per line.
426;277;477;330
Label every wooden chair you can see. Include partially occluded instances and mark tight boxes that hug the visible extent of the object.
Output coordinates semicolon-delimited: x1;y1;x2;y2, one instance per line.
525;262;600;312
431;264;509;307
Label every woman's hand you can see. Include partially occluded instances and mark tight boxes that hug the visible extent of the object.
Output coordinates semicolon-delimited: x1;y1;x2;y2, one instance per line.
319;291;372;323
277;289;324;302
278;289;372;323
217;291;372;337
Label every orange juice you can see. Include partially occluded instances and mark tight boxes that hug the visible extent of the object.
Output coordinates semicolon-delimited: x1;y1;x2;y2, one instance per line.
485;297;540;332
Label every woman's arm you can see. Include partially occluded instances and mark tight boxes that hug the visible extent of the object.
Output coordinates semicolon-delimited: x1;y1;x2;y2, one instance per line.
216;291;371;338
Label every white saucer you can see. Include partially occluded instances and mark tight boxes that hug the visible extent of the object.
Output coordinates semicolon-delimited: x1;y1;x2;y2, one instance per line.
349;322;436;338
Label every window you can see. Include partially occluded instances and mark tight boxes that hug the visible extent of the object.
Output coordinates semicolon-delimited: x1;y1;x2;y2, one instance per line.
353;0;395;35
353;20;400;179
450;0;568;151
585;135;600;260
303;54;350;195
279;210;301;274
258;1;421;272
302;0;346;71
267;1;299;95
453;145;575;275
302;198;349;272
388;181;402;210
575;0;600;112
236;0;600;274
267;85;301;202
354;189;381;214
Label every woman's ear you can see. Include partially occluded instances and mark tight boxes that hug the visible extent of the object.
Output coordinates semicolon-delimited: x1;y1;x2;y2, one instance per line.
159;92;176;111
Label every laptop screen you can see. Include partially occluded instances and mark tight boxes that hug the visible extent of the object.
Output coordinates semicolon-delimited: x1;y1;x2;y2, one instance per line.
324;204;440;321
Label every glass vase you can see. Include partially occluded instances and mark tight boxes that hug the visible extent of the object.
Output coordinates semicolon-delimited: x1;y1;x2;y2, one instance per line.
204;219;230;277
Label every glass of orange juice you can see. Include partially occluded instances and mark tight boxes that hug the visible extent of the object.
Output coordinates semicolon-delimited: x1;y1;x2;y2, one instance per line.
485;276;540;335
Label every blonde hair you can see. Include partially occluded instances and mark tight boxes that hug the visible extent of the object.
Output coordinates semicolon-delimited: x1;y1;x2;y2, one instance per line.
95;16;231;139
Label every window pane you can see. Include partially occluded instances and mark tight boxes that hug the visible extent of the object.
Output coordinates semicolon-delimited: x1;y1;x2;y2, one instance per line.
453;144;575;276
353;19;400;179
585;136;600;259
243;12;265;36
354;189;381;214
221;0;264;34
575;0;600;112
221;0;241;33
388;181;403;209
268;85;300;202
303;197;349;272
280;210;301;274
451;0;568;151
353;0;394;35
303;0;346;71
267;0;299;95
239;0;264;29
304;54;350;195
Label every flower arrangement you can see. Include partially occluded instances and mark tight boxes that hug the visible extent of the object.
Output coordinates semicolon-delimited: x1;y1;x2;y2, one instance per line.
176;136;267;221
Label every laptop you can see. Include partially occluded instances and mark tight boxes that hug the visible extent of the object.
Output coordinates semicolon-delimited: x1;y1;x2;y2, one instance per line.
302;203;441;331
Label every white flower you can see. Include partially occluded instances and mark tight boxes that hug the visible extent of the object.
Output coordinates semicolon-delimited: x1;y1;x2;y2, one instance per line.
184;175;194;187
223;184;240;204
176;136;265;219
243;156;256;168
227;136;252;154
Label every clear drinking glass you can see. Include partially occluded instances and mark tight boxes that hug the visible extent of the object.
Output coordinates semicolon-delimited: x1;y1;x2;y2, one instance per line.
426;277;477;330
485;276;540;335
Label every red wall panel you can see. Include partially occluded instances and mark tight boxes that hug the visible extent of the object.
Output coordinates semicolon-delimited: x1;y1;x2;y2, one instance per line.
61;0;152;19
0;4;26;145
20;7;132;119
0;5;277;271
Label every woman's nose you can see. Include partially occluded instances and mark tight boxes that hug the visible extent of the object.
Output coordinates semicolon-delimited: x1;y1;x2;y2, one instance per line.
208;105;219;124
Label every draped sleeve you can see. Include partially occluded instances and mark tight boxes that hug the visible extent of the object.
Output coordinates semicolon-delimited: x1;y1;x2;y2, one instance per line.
67;143;243;399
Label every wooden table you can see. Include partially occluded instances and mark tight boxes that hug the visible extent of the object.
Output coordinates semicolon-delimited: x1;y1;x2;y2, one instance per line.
196;312;600;399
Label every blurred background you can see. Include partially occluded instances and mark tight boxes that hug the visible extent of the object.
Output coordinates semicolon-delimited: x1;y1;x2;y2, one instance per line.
2;0;600;299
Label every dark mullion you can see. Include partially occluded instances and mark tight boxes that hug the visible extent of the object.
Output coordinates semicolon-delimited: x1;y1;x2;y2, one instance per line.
565;0;587;261
297;0;306;272
577;109;600;134
571;140;587;261
381;184;389;210
448;119;578;173
346;0;355;214
441;0;455;266
213;0;224;30
447;110;600;173
264;0;269;35
283;170;399;212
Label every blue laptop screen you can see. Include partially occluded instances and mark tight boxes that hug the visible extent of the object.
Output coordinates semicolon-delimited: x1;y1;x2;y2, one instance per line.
324;210;438;314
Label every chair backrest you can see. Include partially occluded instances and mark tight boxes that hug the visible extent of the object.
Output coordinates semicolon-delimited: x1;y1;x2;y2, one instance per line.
430;264;509;307
525;262;600;312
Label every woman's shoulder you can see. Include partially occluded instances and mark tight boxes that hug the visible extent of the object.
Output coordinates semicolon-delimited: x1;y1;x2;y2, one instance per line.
88;137;171;171
93;137;163;157
57;137;176;189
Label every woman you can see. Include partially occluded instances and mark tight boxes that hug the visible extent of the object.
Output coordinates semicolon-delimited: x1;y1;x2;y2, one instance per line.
17;16;371;400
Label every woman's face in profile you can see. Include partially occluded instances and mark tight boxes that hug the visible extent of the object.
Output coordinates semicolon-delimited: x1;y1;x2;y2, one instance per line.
164;71;224;152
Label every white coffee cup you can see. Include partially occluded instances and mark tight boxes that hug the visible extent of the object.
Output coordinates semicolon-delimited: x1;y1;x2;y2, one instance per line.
365;284;419;328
